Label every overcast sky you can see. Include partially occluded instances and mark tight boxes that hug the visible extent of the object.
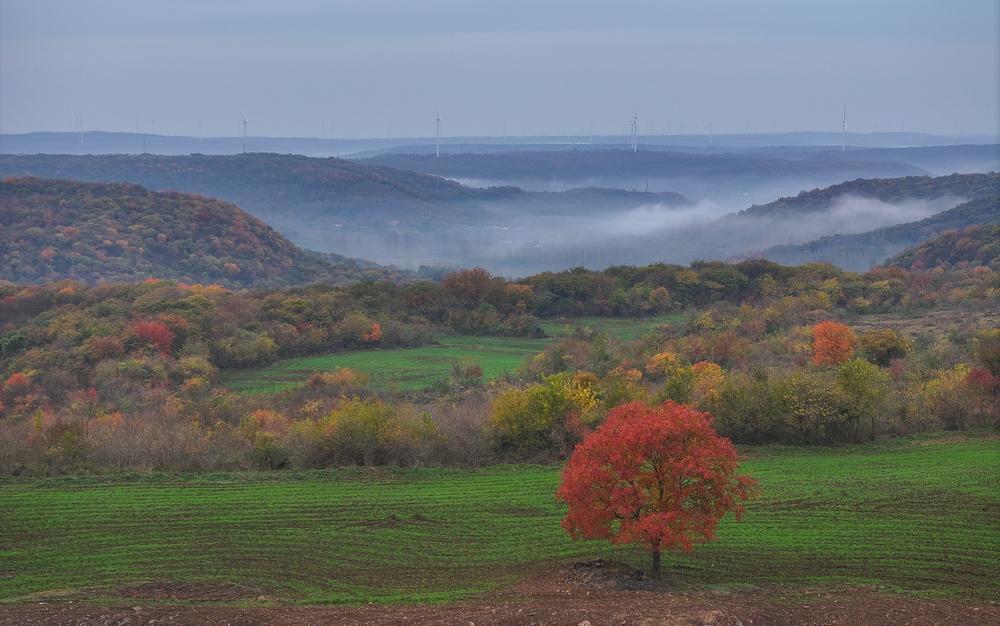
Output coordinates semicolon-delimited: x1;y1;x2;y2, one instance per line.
1;0;997;138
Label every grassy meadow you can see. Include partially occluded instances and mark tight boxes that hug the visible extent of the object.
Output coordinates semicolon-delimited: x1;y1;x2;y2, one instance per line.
222;315;683;394
2;434;997;606
538;314;684;340
222;336;551;394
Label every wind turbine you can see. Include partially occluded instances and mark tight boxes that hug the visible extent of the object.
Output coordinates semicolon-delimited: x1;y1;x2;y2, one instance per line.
630;112;639;152
841;105;847;152
242;116;248;154
435;113;441;157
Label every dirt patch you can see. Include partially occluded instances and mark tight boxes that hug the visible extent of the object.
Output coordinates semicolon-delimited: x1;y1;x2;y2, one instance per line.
849;308;1000;337
4;588;996;625
110;580;265;602
561;558;653;591
6;564;998;626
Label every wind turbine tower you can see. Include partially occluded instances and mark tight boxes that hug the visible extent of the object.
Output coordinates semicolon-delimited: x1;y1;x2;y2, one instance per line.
630;112;638;152
242;117;248;154
435;113;441;158
841;105;847;152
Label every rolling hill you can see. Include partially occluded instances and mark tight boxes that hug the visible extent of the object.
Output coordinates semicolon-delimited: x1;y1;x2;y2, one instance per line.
363;148;926;189
0;177;404;287
885;223;1000;270
757;194;1000;270
472;173;1000;276
738;172;1000;218
0;153;692;270
0;152;509;219
0;153;692;223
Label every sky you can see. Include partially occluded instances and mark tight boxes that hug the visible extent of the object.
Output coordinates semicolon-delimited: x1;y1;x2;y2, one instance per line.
1;0;998;138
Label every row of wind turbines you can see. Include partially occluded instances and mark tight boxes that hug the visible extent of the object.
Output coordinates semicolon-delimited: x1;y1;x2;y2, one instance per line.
234;106;849;156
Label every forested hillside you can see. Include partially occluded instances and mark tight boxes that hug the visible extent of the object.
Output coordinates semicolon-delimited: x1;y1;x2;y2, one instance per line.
0;154;696;269
1;258;996;473
0;177;404;287
363;149;926;183
0;153;511;223
886;223;1000;270
759;194;1000;270
739;172;999;218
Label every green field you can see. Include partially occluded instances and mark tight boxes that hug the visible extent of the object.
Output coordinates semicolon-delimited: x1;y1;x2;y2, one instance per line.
539;314;684;340
222;336;551;394
224;316;683;395
2;434;997;605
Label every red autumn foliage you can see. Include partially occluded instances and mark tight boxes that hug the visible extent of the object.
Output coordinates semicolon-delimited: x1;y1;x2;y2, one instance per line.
129;320;175;356
362;322;383;343
4;372;31;396
966;368;997;395
812;320;857;366
557;401;756;579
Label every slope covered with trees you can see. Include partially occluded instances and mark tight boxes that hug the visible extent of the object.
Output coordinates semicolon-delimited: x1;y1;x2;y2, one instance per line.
0;177;404;287
0;153;696;269
886;223;1000;270
738;172;999;218
759;194;1000;270
363;149;925;184
1;254;996;473
0;153;693;226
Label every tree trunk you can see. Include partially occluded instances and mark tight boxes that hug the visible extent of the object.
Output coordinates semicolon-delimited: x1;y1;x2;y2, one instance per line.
650;548;662;581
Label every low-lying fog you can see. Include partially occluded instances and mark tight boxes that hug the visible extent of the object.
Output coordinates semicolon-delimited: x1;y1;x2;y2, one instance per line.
284;191;963;277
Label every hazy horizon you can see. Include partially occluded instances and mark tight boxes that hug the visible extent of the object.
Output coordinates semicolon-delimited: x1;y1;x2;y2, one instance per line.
2;0;998;139
4;129;999;142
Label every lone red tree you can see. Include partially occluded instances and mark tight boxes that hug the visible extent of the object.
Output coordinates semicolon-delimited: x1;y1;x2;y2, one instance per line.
557;401;755;580
812;320;856;366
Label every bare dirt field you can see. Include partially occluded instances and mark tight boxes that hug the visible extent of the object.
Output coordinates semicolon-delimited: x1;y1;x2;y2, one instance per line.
849;307;1000;337
3;562;997;626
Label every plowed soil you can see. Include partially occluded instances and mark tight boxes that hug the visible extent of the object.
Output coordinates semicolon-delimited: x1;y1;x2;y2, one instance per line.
3;562;997;626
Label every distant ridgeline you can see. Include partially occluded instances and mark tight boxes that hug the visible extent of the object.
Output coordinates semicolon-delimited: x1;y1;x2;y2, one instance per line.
739;172;999;218
0;153;515;224
0;152;690;223
0;177;407;287
754;173;999;271
361;148;929;183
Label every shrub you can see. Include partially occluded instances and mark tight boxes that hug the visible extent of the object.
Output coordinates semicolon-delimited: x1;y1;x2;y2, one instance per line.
972;328;1000;376
691;361;725;406
215;331;278;368
240;409;291;469
774;371;856;444
488;373;599;454
711;372;787;444
306;368;369;391
837;358;891;439
859;329;911;367
317;398;438;467
450;358;484;389
645;351;681;378
922;364;974;430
